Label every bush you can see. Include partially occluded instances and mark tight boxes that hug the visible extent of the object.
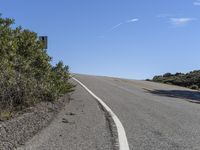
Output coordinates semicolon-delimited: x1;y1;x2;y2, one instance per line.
152;70;200;90
189;85;199;90
0;15;74;112
163;73;172;77
152;75;163;82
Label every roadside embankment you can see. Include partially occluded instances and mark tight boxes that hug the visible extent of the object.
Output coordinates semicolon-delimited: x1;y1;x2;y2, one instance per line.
0;94;70;150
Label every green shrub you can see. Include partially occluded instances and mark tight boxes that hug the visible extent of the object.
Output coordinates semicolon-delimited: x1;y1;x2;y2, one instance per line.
152;70;200;90
0;15;74;112
163;73;172;77
189;85;199;90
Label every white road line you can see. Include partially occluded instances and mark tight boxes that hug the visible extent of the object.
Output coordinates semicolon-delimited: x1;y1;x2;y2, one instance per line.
72;77;130;150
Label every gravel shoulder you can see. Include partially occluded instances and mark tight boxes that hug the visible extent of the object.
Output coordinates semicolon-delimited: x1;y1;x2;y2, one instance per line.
0;94;70;150
17;80;113;150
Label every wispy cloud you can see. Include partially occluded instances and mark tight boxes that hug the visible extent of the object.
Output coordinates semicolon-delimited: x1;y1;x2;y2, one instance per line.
97;18;139;38
126;18;139;23
156;13;197;27
169;18;196;26
193;0;200;6
109;18;139;31
110;22;124;30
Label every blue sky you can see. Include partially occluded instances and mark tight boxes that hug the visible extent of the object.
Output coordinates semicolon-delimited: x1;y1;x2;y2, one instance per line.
1;0;200;79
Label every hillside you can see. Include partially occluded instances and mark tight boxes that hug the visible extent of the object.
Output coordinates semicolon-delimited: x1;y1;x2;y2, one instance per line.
152;70;200;90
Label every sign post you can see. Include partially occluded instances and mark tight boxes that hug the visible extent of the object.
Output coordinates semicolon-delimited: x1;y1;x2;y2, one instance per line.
39;36;48;49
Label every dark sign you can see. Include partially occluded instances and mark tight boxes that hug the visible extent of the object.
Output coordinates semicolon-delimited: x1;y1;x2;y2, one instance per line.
39;36;48;49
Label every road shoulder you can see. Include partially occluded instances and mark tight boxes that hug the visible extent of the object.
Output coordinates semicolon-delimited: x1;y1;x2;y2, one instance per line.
18;81;113;150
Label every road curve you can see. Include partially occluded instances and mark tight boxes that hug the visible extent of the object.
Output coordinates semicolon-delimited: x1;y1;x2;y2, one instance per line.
73;77;130;150
18;79;113;150
75;74;200;150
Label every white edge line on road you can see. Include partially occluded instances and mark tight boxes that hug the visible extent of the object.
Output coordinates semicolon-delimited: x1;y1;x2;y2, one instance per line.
72;77;130;150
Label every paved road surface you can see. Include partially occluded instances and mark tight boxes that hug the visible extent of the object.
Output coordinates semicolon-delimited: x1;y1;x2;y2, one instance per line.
75;74;200;150
19;74;200;150
18;79;113;150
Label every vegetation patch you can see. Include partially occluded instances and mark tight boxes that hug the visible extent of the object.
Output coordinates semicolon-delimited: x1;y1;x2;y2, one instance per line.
0;14;74;118
150;70;200;90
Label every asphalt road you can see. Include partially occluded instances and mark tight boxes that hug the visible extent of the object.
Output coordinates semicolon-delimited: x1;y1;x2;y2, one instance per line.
75;74;200;150
18;79;113;150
